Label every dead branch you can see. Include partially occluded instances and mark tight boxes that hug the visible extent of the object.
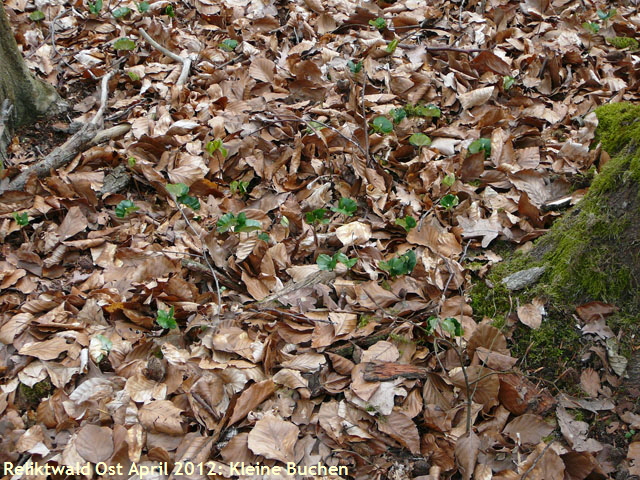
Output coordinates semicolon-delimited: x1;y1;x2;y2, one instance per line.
139;29;193;86
0;71;128;193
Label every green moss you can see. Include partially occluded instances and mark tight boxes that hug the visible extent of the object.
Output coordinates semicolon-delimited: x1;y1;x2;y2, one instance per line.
18;379;53;407
606;36;640;50
593;103;640;157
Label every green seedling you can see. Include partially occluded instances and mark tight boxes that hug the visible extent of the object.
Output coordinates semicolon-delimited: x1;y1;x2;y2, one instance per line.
87;0;102;14
127;156;137;167
258;232;270;242
582;22;600;34
113;37;136;51
442;173;456;187
390;108;407;124
597;8;616;22
127;72;140;82
409;133;431;147
156;306;177;329
379;250;416;277
440;194;459;210
166;183;200;211
29;10;45;21
317;252;357;271
137;1;150;12
405;103;441;118
347;60;363;74
369;17;386;30
386;39;399;54
468;138;491;158
112;6;131;18
219;39;238;52
304;121;325;134
395;215;417;232
205;139;228;157
230;180;250;196
503;75;516;90
626;429;636;439
331;197;358;217
306;208;331;225
217;212;261;233
370;116;394;134
13;212;30;226
115;200;139;218
163;4;175;16
424;316;463;336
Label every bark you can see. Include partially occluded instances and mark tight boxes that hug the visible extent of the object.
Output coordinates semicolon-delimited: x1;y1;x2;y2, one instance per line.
0;3;66;136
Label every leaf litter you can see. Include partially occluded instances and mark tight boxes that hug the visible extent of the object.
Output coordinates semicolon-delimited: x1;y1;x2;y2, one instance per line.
0;0;639;478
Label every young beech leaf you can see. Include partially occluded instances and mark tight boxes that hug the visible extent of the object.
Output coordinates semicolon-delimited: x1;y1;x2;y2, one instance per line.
386;39;399;53
306;208;330;224
112;6;131;18
217;213;237;233
115;200;139;218
409;133;431;147
468;138;491;157
379;250;416;277
442;173;456;187
29;10;45;21
371;116;394;134
220;39;238;51
347;60;363;73
440;317;463;336
113;37;136;51
137;1;150;12
234;212;261;232
317;254;337;271
87;0;102;14
13;212;29;226
440;194;460;210
390;108;407;124
395;216;417;232
368;17;386;30
179;195;200;211
331;198;357;216
156;306;177;329
166;183;189;198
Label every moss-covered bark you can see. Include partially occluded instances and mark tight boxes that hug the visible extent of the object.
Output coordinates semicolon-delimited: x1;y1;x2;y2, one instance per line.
0;3;65;132
471;103;640;378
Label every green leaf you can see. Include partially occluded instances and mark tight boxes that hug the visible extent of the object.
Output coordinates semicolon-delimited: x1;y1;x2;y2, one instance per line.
503;75;516;91
87;0;102;14
29;10;45;21
156;306;177;329
217;213;237;233
395;216;416;232
442;173;455;187
258;232;270;242
468;138;491;157
281;216;290;227
597;8;616;21
112;6;132;18
306;208;330;224
115;200;139;218
440;194;459;210
220;39;239;52
13;212;29;226
178;195;200;211
405;103;441;118
390;108;407;124
347;60;363;74
379;250;416;277
425;316;439;334
113;37;136;51
317;254;337;271
127;71;140;81
205;139;227;157
127;156;137;167
331;197;358;217
137;1;150;12
386;39;399;54
163;4;175;16
230;180;249;195
342;257;358;268
582;21;600;34
166;183;189;198
409;133;431;147
440;317;463;337
368;17;386;30
235;212;261;232
371;116;394;134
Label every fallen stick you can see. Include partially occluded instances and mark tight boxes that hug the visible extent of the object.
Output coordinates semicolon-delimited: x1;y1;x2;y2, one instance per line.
139;29;193;86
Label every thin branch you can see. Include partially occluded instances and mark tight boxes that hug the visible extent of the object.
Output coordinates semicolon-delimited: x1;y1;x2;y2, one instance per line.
520;441;555;480
139;29;192;86
91;71;116;125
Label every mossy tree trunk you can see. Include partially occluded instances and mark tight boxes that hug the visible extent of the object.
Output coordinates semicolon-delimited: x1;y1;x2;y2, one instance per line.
0;3;65;154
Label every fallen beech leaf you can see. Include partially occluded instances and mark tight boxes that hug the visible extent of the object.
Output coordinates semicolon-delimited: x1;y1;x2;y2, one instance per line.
377;411;420;454
455;431;480;480
503;414;554;445
247;413;299;463
580;368;600;397
335;221;371;246
75;425;114;463
458;86;494;110
517;301;543;329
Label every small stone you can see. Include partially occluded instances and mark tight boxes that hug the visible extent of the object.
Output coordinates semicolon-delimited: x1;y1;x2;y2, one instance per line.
502;266;546;291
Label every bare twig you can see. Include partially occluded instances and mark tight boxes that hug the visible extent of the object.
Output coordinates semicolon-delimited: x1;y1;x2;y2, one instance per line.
91;71;116;126
361;73;370;166
520;441;555;480
139;29;193;86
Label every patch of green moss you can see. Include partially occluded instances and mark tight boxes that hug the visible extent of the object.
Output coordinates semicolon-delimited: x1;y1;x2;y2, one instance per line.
593;103;640;157
18;379;53;408
606;36;639;50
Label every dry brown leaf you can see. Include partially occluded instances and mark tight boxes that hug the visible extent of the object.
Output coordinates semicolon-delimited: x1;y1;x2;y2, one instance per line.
376;411;420;454
75;425;114;463
455;431;480;480
247;413;299;463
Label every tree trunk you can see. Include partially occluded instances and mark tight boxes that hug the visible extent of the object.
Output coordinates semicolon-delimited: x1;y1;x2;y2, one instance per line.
0;2;66;150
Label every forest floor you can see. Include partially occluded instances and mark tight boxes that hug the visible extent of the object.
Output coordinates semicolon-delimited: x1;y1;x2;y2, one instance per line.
1;0;640;478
